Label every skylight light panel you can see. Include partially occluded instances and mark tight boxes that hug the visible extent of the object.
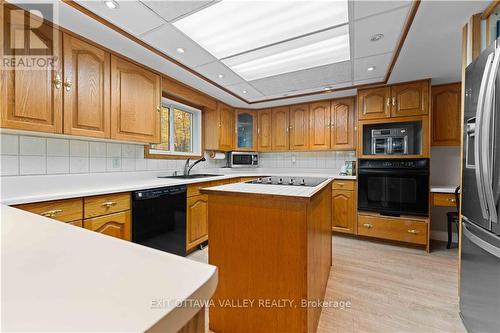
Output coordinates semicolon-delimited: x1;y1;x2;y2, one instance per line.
173;0;349;59
222;25;350;81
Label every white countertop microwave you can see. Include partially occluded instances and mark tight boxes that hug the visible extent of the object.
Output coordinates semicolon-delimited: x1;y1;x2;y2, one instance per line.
228;152;259;168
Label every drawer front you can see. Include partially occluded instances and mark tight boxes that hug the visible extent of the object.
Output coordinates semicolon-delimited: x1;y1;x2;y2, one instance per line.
83;211;131;241
358;214;427;245
187;181;212;197
230;177;241;183
332;180;355;191
15;198;83;222
210;179;231;187
432;193;457;207
239;177;258;182
68;220;83;227
84;192;130;219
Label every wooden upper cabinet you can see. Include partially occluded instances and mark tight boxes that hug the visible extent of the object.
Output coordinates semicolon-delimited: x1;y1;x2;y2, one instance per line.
309;101;331;150
357;87;390;120
1;8;62;133
271;106;290;151
431;83;461;146
331;97;355;150
63;34;110;138
257;109;272;151
235;109;257;151
110;55;160;143
218;104;235;151
390;81;429;117
289;104;309;150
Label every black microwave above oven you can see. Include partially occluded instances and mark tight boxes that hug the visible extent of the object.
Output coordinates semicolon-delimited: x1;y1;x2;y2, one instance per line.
228;152;259;168
358;159;429;217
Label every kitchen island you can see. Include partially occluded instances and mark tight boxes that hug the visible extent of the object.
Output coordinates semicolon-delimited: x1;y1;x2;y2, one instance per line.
1;205;217;332
201;177;333;333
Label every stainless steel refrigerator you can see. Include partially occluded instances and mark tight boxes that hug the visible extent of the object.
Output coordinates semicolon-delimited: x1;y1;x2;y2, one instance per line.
461;38;500;333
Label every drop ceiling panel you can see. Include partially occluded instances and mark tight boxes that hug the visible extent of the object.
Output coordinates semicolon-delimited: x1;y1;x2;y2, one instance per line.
225;82;264;100
353;53;392;81
249;61;352;96
141;1;214;22
76;0;165;36
353;6;410;59
194;61;244;86
353;1;411;20
141;24;217;68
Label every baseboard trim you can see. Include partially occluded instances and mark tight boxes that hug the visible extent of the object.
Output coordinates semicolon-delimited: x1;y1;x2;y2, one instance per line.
430;230;458;242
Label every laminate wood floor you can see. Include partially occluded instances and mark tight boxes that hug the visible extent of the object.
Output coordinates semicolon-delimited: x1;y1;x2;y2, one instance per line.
187;235;465;333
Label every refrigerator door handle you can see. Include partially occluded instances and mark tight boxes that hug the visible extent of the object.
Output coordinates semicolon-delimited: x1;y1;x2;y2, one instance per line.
474;52;495;220
463;219;500;258
481;46;500;224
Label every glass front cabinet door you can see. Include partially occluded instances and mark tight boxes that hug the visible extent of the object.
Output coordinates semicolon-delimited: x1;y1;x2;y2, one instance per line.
235;110;257;151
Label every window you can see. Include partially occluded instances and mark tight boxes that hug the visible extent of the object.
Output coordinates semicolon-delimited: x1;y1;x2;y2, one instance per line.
149;98;202;157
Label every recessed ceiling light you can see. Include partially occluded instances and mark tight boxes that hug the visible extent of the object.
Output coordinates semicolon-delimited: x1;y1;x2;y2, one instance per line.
367;66;376;72
174;1;348;59
324;87;332;91
217;74;224;78
370;33;384;42
176;47;185;54
104;0;118;9
242;90;248;94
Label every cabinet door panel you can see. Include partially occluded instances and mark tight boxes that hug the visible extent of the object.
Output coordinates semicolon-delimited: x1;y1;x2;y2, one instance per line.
110;55;160;143
357;87;390;120
84;211;131;241
63;34;110;138
331;97;355;150
289;104;309;150
187;195;208;250
219;104;234;151
258;109;272;151
391;81;429;117
235;109;257;151
332;189;354;234
2;9;62;133
431;83;461;146
271;106;289;151
309;101;330;150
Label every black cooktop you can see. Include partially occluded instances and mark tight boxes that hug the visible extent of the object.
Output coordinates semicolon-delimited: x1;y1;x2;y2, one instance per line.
246;176;327;187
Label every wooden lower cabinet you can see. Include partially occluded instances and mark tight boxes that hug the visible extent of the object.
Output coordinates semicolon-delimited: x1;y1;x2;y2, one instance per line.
14;198;83;223
358;213;429;249
332;189;355;234
83;211;131;241
187;195;208;251
432;193;457;207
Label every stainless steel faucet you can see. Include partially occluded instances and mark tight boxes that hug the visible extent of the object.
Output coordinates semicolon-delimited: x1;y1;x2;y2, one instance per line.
183;157;206;176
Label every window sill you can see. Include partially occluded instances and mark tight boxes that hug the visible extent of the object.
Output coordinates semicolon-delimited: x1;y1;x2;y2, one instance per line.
144;146;203;160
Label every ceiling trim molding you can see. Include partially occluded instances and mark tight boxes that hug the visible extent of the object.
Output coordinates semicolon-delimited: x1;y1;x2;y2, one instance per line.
61;0;420;106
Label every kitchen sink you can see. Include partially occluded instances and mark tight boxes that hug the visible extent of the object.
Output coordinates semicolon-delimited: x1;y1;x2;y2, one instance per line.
158;174;222;179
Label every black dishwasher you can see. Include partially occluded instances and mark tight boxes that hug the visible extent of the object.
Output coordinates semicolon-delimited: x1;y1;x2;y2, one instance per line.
132;185;187;256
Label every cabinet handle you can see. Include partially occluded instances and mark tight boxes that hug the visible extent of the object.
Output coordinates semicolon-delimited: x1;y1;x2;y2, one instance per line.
101;201;117;208
41;209;63;217
407;229;418;234
156;106;161;113
54;74;62;89
257;128;260;134
392;97;396;106
447;198;456;202
386;98;390;106
336;182;345;187
362;223;373;229
64;79;72;92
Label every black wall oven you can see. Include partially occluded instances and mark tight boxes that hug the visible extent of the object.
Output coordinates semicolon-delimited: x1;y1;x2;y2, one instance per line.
358;159;429;217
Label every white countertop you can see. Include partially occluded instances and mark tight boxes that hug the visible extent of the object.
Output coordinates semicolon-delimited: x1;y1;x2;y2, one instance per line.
201;178;333;198
431;185;458;193
1;204;217;332
0;171;355;205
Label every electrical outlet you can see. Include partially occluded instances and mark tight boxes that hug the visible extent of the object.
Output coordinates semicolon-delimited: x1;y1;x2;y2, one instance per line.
291;155;296;164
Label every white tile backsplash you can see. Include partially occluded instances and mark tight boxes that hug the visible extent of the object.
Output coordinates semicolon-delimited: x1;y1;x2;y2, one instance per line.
20;136;46;156
1;134;19;155
121;144;136;158
89;142;106;158
70;140;89;157
47;156;70;174
20;156;46;175
47;138;69;157
89;157;106;173
107;143;122;158
70;157;89;174
106;157;121;172
1;155;19;176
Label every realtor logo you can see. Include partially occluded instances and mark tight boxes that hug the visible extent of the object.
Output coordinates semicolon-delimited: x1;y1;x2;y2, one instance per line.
2;2;59;69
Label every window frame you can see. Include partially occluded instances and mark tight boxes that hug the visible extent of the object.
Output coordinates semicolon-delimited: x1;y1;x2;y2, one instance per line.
146;98;203;159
